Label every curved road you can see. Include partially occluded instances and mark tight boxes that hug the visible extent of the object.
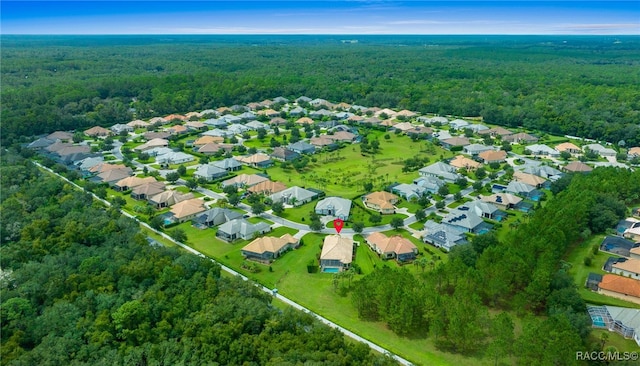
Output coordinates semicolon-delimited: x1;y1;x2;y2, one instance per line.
35;161;414;366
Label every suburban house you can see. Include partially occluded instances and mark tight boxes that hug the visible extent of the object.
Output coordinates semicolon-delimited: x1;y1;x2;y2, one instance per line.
245;121;268;130
167;125;188;135
193;164;228;181
624;221;640;241
419;162;461;183
221;174;269;189
505;181;540;200
289;106;307;117
88;162;130;175
114;176;157;192
481;192;522;210
168;198;206;223
450;155;482;170
27;137;54;150
392;122;414;132
503;132;538;144
235;153;273;169
441;136;470;149
563;161;593;173
587;305;640;347
84;126;112;137
629;147;640;158
513;171;546;188
212;158;242;171
309;109;333;119
464;201;499;220
164;114;187;122
366;232;417;262
227;123;251;135
287;141;316;155
270;147;300;162
612;258;640;280
192;208;242;229
92;167;134;186
149;190;194;209
134;138;169;152
111;123;133;134
363;191;399;214
448;119;470;130
296;117;314;125
310;136;338;149
601;236;639;257
584;143;617;157
185;121;207;131
441;207;486;234
131;181;166;200
47;131;73;142
467;124;490;133
315;197;352;220
127;119;150;129
241;234;299;262
597;274;640;305
520;165;564;181
423;221;468;252
268;186;317;206
216;218;271;242
478;126;513;138
463;144;494;156
396;109;417;119
143;131;171;140
156;151;195;165
198;143;234;155
202;129;232;138
270;117;288;126
406;126;433;138
478;150;507;164
320;235;356;272
413;176;445;194
247;180;287;195
194;135;224;147
325;131;357;143
391;183;426;201
555;142;582;154
525;144;560;157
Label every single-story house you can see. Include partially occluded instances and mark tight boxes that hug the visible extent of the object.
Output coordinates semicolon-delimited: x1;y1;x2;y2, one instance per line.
612;258;640;280
198;143;235;155
315;197;352;220
598;274;640;305
288;106;307;117
88;162;130;175
450;155;482;170
221;174;269;189
525;144;560;157
135;138;169;152
194;135;225;147
247;180;287;195
513;171;546;188
227;123;251;135
405;126;433;138
478;150;507;164
169;198;206;223
296;117;314;125
235;153;273;169
213;158;243;171
192;208;242;228
185;121;207;131
320;235;356;272
27;137;54;150
478;126;513;138
245;120;268;130
584;143;617;157
111;123;133;134
47;131;73;142
503;132;538;144
268;186;317;206
114;176;157;192
600;236;640;257
143;131;172;140
216;218;271;242
310;136;338;149
127;119;150;129
628;147;640;158
238;112;257;121
467;124;490;133
156;151;195;165
241;234;299;262
85;126;112;137
131;181;166;200
441;136;470;149
505;181;541;200
423;221;468;252
269;117;288;126
448;119;470;130
363;191;399;214
287;141;316;155
520;165;564;181
271;147;300;162
309;109;334;119
325;131;357;143
413;176;445;194
624;221;640;241
366;232;417;262
463;200;499;220
481;193;522;210
391;183;426;201
463;144;494;156
441;208;486;233
555;142;582;154
587;305;640;346
194;164;228;181
419;162;461;183
149;190;194;209
167;125;188;135
563;161;593;173
93;167;134;186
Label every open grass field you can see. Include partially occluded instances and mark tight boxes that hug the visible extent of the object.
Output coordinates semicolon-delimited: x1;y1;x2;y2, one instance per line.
264;132;453;199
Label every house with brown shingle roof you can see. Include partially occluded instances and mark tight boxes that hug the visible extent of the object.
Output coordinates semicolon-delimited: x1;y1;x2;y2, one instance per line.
628;147;640;157
320;235;356;272
164;114;187;122
95;168;134;186
257;108;279;118
503;132;538;144
167;125;188;135
134;138;169;152
366;232;418;262
149;190;194;209
310;136;336;149
47;131;73;142
241;234;299;262
555;142;582;154
296;117;314;125
478;150;507;164
481;193;522;210
198;143;234;155
235;153;273;168
131;181;166;200
441;136;470;149
612;259;640;280
450;155;482;170
247;180;287;195
325;131;356;143
114;176;157;192
396;109;417;119
84;126;112;137
169;198;206;223
269;117;288;126
221;174;269;189
89;162;128;174
363;191;399;214
194;135;224;147
564;161;593;173
598;274;640;305
478;126;513;137
185;121;207;131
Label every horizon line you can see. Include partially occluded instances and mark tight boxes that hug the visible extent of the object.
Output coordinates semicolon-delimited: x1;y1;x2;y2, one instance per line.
2;33;638;36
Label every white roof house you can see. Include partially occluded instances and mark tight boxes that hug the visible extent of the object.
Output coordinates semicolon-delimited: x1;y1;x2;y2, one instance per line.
419;162;461;183
315;197;352;220
525;144;560;157
156;151;195;165
584;143;617;157
449;119;470;130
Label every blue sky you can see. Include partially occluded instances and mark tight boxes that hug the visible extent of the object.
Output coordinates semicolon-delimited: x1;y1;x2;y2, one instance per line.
2;1;638;35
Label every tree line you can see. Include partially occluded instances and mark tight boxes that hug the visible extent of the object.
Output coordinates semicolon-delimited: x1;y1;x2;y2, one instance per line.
0;149;397;366
2;35;638;146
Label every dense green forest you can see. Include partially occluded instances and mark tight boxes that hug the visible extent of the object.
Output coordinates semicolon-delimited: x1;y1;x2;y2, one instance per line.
0;150;397;366
2;35;639;145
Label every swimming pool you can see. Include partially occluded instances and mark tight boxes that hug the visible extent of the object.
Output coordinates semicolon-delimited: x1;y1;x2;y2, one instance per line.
592;315;606;327
323;267;340;273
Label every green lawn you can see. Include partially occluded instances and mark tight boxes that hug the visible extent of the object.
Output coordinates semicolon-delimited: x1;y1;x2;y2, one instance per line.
264;132;452;199
588;329;640;353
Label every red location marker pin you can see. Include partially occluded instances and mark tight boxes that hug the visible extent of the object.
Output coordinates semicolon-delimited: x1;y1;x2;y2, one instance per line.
334;218;344;234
